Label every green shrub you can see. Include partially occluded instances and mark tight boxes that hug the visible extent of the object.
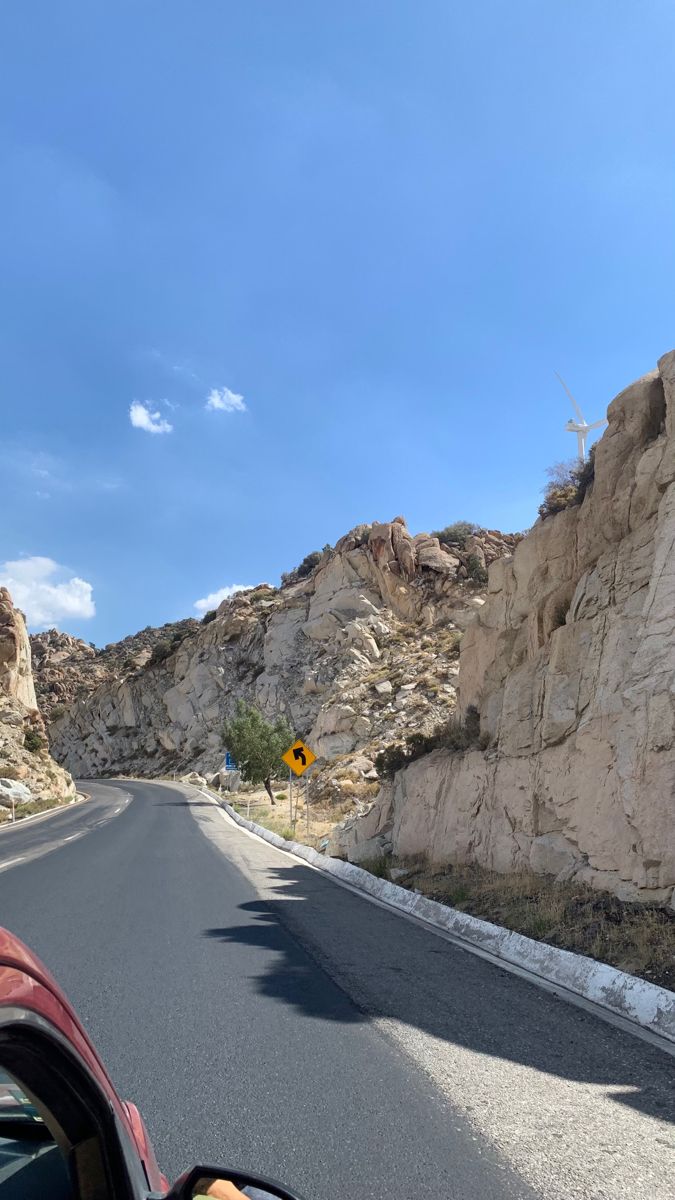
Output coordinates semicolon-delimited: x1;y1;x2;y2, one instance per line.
432;521;477;549
147;640;172;667
24;729;45;754
50;705;66;721
201;610;217;625
296;551;322;578
466;554;488;584
374;745;409;779
435;521;477;548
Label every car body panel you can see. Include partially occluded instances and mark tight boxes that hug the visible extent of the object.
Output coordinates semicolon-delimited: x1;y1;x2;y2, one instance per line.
0;927;167;1193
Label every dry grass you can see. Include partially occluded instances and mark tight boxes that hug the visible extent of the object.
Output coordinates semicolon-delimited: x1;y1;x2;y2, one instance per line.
398;860;675;990
230;790;340;851
0;795;67;823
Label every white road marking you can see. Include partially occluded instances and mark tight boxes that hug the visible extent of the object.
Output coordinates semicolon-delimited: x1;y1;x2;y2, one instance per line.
63;834;82;843
0;857;26;871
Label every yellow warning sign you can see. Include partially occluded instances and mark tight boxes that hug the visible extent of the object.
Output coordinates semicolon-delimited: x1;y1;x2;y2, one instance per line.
282;739;317;777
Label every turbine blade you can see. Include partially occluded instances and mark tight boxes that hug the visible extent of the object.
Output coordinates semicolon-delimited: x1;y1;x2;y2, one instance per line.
586;418;607;430
554;371;586;424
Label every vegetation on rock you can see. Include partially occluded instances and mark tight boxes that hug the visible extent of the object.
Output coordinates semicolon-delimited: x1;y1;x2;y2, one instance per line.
24;728;45;754
375;706;485;779
431;521;476;548
539;446;596;520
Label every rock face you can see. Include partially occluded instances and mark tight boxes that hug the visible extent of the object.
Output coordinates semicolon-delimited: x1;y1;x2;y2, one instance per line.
335;352;675;905
0;589;75;806
31;619;198;724
48;522;517;786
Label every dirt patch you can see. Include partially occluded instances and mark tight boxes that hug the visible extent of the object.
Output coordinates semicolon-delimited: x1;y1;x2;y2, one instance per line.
391;860;675;992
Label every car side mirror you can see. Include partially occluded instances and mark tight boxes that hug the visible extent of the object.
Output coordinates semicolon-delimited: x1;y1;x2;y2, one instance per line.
164;1164;307;1200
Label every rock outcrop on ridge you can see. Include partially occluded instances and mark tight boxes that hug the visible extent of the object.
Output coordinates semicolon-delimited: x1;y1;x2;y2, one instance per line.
31;619;198;724
47;523;517;793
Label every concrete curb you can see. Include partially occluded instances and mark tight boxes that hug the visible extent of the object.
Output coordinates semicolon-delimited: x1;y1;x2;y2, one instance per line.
213;793;675;1048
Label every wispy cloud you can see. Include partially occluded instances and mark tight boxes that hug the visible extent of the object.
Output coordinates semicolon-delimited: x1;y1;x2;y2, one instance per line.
129;402;173;435
193;583;251;614
0;557;95;630
205;386;247;413
0;446;124;496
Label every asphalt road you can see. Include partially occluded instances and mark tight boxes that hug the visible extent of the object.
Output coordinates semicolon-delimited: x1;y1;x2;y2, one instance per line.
0;780;672;1200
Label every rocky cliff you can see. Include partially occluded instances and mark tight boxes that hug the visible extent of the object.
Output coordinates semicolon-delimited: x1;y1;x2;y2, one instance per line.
0;589;75;807
335;352;675;906
48;522;517;788
31;619;198;724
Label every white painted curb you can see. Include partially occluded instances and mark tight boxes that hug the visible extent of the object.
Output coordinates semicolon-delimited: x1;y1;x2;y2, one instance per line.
214;794;675;1047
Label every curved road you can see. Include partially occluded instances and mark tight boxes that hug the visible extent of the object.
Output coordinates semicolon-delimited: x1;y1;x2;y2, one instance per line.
0;780;672;1200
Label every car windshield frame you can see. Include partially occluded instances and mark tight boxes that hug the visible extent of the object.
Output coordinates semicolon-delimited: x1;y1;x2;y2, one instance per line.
0;1071;43;1123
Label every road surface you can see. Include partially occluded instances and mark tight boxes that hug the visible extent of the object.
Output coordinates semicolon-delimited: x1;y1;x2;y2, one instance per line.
0;780;672;1200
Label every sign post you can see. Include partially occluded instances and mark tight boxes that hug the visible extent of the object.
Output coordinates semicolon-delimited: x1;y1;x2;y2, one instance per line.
282;740;317;833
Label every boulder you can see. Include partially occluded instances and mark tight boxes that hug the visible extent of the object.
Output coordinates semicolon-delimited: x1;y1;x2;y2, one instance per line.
0;779;32;807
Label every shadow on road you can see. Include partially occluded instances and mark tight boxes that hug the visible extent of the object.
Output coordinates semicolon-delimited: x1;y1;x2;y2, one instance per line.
153;799;214;807
204;903;365;1024
203;862;675;1129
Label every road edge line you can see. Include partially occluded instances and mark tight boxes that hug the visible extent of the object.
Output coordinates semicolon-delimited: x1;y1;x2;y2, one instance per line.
0;792;89;834
199;788;675;1051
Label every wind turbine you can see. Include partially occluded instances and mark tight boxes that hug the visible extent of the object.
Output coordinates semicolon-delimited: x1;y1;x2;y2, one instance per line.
555;372;607;461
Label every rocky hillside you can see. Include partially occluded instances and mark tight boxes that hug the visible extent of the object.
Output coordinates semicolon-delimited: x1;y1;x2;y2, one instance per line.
31;619;198;724
335;352;675;907
0;589;75;807
47;522;518;790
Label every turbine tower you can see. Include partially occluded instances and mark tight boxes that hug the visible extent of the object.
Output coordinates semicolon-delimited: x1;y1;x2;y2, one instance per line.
555;372;607;461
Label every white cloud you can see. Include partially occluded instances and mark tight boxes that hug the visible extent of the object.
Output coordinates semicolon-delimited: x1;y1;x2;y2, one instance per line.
0;557;96;630
193;584;251;615
129;401;173;434
205;386;247;413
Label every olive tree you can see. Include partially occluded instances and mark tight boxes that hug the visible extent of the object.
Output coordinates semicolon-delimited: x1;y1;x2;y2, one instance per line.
223;701;293;804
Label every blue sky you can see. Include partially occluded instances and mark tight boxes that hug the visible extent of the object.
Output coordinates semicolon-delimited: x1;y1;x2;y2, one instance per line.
2;1;675;644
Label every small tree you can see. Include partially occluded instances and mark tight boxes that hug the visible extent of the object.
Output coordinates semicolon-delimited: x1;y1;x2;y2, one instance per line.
223;701;293;804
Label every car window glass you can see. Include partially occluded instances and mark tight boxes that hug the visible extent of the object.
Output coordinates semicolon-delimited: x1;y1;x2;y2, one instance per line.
0;1068;73;1200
